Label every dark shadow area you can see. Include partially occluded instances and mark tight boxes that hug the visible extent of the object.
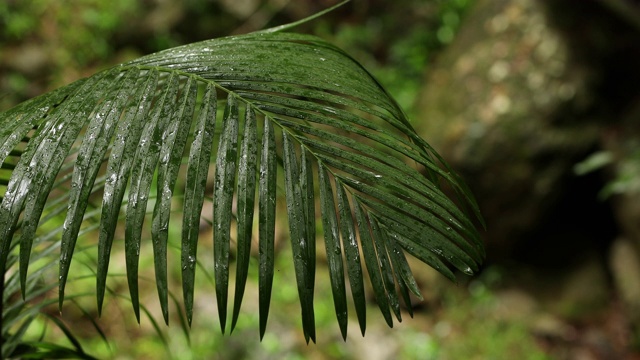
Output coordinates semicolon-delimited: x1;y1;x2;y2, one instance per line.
511;169;618;270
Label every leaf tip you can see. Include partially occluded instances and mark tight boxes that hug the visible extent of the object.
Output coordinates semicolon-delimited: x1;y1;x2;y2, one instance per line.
162;307;169;326
339;326;347;341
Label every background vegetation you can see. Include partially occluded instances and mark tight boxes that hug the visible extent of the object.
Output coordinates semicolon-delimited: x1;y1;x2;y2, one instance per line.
2;0;639;359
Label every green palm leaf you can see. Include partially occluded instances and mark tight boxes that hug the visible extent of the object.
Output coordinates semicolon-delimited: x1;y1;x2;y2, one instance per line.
0;5;483;342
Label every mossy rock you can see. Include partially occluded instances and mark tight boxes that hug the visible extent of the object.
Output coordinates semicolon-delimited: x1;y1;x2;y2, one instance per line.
415;0;599;258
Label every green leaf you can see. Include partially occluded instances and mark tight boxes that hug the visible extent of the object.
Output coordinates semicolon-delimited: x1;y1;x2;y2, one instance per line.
213;93;239;333
353;199;393;327
125;72;180;321
300;147;316;298
231;104;257;333
151;76;198;324
379;225;417;317
282;131;316;343
181;83;217;326
335;179;366;335
272;117;479;248
96;69;159;317
369;215;402;322
5;71;113;308
318;164;348;340
258;117;276;339
384;227;423;301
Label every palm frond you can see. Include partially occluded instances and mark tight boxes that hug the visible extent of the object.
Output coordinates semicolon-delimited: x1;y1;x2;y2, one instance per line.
0;19;484;342
0;219;107;359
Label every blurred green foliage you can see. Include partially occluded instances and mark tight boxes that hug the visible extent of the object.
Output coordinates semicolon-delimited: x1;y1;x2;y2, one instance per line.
0;0;474;114
574;147;640;199
315;0;473;115
0;0;140;110
434;281;551;360
601;149;640;199
0;0;138;62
